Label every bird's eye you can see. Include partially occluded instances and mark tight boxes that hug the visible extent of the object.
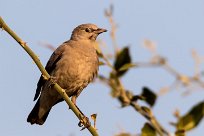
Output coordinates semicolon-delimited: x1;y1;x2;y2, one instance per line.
85;28;92;33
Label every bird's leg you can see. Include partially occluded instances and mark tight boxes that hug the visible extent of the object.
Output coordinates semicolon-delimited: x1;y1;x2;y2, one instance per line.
71;96;85;116
71;95;77;105
71;96;91;130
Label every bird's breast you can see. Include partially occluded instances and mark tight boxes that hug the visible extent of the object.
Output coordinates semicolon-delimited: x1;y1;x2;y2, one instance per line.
53;48;98;89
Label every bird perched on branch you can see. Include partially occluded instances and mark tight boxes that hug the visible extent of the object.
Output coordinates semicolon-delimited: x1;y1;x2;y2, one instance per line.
27;24;107;125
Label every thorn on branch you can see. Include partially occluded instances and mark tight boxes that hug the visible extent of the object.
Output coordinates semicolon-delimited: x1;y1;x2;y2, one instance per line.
42;74;48;80
91;114;97;129
19;41;27;47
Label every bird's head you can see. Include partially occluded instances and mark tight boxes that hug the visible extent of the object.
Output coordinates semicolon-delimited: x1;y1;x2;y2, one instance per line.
71;24;107;41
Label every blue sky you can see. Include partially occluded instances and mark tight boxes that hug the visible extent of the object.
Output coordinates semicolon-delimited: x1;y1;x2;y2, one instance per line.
1;0;204;136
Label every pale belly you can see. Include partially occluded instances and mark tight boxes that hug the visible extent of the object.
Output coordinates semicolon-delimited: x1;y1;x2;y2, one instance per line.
52;55;98;96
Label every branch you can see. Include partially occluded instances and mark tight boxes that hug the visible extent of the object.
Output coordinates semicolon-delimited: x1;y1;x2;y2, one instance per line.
130;102;169;136
0;16;99;136
98;51;170;135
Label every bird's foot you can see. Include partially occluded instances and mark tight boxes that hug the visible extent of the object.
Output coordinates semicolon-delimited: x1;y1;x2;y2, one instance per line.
78;115;91;131
70;96;90;130
48;76;57;88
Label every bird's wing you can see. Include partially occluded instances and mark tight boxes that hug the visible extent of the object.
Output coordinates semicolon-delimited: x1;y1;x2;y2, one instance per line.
33;44;65;101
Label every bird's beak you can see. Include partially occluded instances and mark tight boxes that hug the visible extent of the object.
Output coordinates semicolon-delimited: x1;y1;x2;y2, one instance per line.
96;28;107;34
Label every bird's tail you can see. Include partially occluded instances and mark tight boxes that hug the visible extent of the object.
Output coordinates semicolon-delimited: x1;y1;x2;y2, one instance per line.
27;99;51;125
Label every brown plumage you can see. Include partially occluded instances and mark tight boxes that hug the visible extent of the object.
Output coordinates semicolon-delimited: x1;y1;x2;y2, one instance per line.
27;24;107;125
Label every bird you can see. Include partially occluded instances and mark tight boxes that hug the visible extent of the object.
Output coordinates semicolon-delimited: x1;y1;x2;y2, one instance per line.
27;24;107;125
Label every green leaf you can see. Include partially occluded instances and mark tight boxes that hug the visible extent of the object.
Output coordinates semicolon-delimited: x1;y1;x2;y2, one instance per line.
114;47;131;77
176;101;204;131
115;133;131;136
118;63;136;72
141;87;157;107
141;123;156;136
96;48;103;57
99;61;105;66
175;130;186;136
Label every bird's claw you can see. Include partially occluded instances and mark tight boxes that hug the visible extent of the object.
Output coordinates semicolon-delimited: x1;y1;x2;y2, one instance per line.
48;76;57;88
78;115;91;131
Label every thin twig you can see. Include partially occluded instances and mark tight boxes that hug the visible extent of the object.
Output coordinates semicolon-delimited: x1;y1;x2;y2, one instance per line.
105;4;119;54
130;102;170;136
99;49;169;135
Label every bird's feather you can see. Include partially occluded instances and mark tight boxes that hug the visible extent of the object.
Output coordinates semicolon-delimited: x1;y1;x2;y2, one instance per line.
33;45;65;101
